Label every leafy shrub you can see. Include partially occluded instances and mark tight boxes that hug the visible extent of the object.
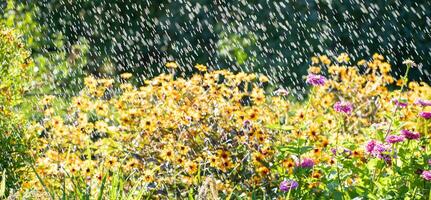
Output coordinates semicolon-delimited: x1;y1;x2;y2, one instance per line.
0;25;33;195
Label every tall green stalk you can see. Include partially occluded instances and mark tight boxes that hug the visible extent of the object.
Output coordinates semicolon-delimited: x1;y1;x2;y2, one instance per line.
384;62;412;138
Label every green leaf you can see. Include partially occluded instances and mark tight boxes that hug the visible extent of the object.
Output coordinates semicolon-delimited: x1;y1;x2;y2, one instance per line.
0;170;6;198
97;175;107;200
188;188;194;200
277;145;313;155
266;124;295;131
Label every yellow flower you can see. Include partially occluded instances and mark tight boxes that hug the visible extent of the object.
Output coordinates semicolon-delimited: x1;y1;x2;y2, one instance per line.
372;53;384;60
378;62;391;73
308;66;321;74
319;55;331;65
208;155;218;167
84;76;97;88
177;144;190;155
217;149;231;161
41;95;55;105
175;156;186;167
185;161;198;175
257;166;270;176
218;159;233;172
311;56;319;64
195;64;207;72
357;59;366;66
337;53;350;63
143;170;154;183
94;102;109;116
120;72;133;79
160;147;175;161
104;157;118;168
165;61;178;68
259;75;269;83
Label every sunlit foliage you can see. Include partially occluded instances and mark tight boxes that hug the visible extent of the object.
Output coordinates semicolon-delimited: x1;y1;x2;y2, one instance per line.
0;25;33;195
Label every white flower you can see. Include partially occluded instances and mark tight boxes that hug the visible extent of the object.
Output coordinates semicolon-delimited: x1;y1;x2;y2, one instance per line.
402;59;417;67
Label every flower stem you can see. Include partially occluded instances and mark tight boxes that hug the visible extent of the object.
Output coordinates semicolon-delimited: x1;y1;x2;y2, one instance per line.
336;117;345;199
285;188;292;200
385;64;411;139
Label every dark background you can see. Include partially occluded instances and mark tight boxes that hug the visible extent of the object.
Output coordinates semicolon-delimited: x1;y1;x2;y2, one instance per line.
10;0;431;92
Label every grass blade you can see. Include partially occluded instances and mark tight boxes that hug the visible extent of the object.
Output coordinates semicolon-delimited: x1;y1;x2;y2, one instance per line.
97;174;107;200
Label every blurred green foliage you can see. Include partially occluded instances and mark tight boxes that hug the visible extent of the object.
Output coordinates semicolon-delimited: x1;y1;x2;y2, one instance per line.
1;0;89;98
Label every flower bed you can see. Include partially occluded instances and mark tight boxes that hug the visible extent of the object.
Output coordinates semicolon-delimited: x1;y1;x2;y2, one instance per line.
22;54;431;199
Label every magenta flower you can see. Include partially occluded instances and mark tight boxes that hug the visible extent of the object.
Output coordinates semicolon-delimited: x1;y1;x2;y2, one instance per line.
421;170;431;181
279;180;299;192
334;101;353;115
391;98;408;108
299;158;315;168
306;74;326;86
366;140;392;162
400;130;420;140
373;143;391;158
385;135;405;144
415;99;431;107
419;111;431;119
365;140;377;154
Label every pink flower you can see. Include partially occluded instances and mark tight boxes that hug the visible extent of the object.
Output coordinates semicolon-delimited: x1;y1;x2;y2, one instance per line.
400;130;420;140
385;135;405;144
419;111;431;119
365;140;393;164
306;74;326;86
334;101;353;115
373;143;391;159
365;140;377;154
415;99;431;107
421;170;431;181
392;98;408;108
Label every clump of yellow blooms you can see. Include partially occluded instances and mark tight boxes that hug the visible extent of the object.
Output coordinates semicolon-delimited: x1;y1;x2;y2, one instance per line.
25;68;289;197
23;53;431;198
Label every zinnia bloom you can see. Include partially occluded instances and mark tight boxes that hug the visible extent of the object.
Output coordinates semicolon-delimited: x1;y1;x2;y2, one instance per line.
299;158;315;168
334;101;353;115
279;180;299;192
365;140;377;154
421;170;431;181
392;98;408;108
385;135;405;144
366;140;392;161
373;143;390;157
306;74;326;86
400;130;420;140
419;111;431;119
414;99;431;107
